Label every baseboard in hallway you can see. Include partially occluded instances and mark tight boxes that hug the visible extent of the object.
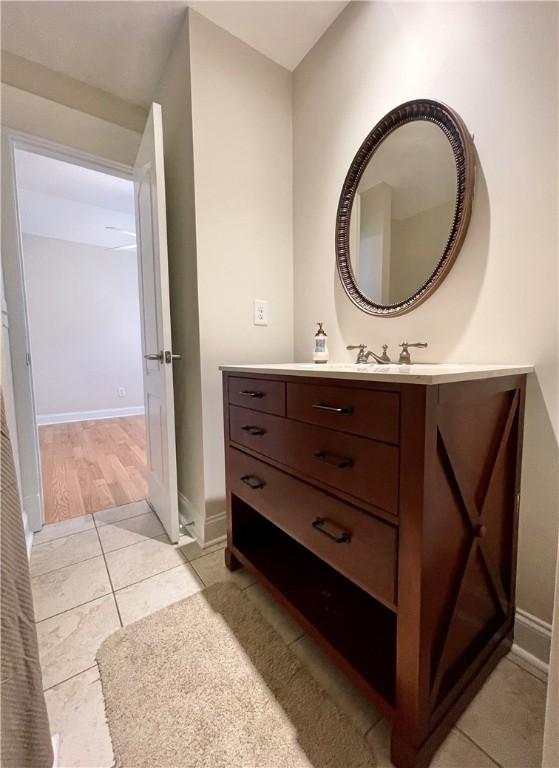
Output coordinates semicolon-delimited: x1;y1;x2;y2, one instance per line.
37;406;144;426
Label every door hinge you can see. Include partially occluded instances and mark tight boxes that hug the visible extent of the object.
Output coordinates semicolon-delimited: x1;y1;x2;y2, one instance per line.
25;351;31;366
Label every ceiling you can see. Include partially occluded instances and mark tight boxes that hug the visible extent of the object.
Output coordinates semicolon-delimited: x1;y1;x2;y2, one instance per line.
1;1;348;108
359;122;457;220
15;149;136;249
1;2;188;108
189;2;348;70
15;150;134;213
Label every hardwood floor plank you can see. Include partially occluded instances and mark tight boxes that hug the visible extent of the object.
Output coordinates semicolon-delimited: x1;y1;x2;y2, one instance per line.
40;417;147;524
92;478;117;511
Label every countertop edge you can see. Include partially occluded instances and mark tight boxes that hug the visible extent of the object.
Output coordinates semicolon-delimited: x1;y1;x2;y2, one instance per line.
218;364;534;385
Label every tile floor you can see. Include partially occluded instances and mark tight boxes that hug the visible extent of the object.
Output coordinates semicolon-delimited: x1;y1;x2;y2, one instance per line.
31;501;548;768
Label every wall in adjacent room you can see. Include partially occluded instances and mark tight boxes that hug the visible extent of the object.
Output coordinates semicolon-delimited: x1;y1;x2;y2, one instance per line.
292;1;558;627
23;234;143;420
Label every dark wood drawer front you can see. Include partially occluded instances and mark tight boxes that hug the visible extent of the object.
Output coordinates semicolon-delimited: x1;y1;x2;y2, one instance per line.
287;382;399;444
229;448;397;607
229;405;399;515
229;405;285;458
228;377;285;416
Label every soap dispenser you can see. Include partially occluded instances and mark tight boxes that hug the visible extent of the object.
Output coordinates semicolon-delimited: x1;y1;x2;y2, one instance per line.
313;322;329;364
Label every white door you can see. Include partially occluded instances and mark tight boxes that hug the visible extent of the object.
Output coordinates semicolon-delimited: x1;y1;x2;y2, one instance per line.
134;104;179;543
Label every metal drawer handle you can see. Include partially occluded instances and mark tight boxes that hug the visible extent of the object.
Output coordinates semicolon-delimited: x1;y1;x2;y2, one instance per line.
241;425;267;436
313;451;353;469
312;403;352;415
312;517;351;544
240;390;264;398
241;475;266;489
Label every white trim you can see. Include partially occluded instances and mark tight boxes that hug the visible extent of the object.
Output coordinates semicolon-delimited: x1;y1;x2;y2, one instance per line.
7;129;133;180
513;608;552;673
36;406;144;426
177;492;227;547
51;733;60;768
511;644;549;678
21;508;33;557
2;129;45;532
205;509;227;544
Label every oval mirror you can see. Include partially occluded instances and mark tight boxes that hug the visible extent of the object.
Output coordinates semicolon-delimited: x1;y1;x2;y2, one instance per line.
336;100;475;316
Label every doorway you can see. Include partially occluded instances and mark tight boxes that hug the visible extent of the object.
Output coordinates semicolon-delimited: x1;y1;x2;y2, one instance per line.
13;148;147;524
3;108;180;543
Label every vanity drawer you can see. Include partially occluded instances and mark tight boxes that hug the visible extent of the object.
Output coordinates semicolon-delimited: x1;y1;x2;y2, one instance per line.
229;448;397;607
287;382;399;444
228;376;285;416
229;405;399;515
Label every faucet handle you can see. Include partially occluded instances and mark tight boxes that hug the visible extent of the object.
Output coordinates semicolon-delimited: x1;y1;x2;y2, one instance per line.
346;344;367;364
398;341;428;365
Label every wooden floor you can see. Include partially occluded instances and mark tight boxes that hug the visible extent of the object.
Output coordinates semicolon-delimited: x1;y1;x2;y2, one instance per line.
39;416;148;524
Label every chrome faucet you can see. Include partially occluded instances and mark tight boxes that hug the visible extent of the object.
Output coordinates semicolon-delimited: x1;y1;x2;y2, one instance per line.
398;341;428;364
346;344;391;364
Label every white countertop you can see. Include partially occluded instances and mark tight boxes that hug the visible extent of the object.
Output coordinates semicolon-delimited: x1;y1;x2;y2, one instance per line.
219;362;534;385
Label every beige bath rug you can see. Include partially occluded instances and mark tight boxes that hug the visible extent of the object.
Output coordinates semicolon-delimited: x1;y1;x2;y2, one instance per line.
97;581;374;768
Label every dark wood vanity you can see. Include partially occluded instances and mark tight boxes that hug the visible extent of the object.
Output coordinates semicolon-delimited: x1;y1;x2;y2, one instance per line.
222;367;528;768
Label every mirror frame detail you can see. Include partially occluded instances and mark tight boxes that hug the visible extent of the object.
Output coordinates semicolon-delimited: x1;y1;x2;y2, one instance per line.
336;99;476;317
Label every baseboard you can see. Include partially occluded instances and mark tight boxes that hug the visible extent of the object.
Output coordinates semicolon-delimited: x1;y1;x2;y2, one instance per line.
36;406;144;426
21;509;33;558
51;733;59;768
513;608;552;674
177;492;227;546
205;510;227;544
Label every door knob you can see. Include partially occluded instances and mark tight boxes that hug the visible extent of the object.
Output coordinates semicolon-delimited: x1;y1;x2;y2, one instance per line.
165;351;182;364
144;351;164;362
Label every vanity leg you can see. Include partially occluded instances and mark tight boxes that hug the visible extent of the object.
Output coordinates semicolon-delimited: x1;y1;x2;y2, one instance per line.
224;547;242;571
390;734;426;768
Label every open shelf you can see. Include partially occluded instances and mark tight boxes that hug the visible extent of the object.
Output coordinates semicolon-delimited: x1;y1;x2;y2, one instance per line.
231;495;397;711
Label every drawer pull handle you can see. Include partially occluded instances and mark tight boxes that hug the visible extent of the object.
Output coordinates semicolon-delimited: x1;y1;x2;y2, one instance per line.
312;403;353;415
240;390;264;398
312;517;351;544
241;425;267;436
313;451;353;469
241;475;266;489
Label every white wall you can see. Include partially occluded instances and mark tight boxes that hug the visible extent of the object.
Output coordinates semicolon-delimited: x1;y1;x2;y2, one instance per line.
293;2;558;625
18;189;136;250
189;10;293;536
2;52;147;133
23;234;144;420
155;10;293;542
1;84;141;165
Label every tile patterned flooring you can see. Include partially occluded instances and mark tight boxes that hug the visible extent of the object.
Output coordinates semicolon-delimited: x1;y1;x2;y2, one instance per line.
31;501;547;768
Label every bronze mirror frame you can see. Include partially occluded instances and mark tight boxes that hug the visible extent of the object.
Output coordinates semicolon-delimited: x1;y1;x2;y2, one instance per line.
336;99;476;317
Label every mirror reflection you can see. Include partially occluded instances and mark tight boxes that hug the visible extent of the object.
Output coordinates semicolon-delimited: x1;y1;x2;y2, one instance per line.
349;121;457;305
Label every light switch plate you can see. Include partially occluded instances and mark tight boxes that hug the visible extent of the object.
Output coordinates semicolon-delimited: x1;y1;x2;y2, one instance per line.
254;299;268;326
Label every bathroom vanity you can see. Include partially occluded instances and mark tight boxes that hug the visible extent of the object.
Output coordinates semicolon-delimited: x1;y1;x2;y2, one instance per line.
221;363;532;768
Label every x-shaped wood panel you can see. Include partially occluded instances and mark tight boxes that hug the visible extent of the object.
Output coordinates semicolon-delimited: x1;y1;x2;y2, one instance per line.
429;390;519;706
